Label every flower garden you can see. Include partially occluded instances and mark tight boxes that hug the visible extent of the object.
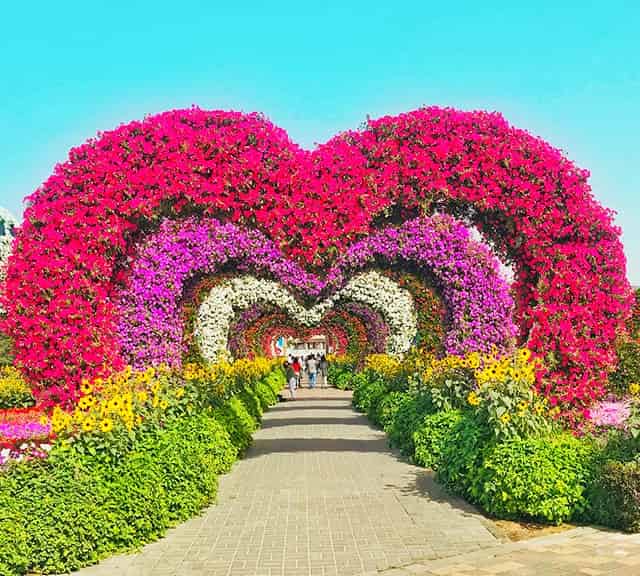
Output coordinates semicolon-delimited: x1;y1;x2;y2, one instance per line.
0;106;639;574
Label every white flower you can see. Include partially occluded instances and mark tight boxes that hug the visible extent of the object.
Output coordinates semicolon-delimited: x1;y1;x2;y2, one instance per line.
194;272;417;362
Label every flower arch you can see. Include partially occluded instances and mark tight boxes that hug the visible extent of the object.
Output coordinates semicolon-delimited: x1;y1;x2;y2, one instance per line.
2;107;632;406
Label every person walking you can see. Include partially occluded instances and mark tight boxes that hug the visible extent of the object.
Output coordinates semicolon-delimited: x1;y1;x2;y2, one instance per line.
307;354;318;389
319;354;329;388
284;361;297;400
292;357;302;389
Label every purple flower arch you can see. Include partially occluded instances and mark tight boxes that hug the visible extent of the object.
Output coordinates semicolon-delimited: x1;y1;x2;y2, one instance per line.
117;214;516;367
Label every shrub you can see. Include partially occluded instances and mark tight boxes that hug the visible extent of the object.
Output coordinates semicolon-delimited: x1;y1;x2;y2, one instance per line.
469;433;597;524
376;391;410;431
365;382;390;426
255;380;277;409
609;338;640;397
0;498;29;576
352;373;386;413
413;410;463;469
335;372;353;390
587;460;640;532
388;393;433;456
436;413;489;496
214;396;257;453
237;388;263;423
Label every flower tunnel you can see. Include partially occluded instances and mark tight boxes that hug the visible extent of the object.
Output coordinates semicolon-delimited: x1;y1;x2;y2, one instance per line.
1;107;633;407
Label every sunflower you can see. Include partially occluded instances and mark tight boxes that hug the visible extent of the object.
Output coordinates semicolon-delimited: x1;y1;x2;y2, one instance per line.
99;418;114;433
80;379;93;395
82;417;96;433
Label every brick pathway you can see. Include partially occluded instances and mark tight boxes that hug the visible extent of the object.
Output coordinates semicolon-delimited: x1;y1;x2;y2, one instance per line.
69;388;640;576
375;528;640;576
71;389;497;576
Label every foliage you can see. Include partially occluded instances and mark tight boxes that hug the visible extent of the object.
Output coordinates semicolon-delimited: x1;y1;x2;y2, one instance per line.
586;460;640;532
0;366;34;409
0;332;14;367
352;373;387;415
608;338;640;398
469;434;597;524
436;414;490;497
388;393;434;456
375;391;410;431
328;355;356;389
413;410;463;469
0;364;281;575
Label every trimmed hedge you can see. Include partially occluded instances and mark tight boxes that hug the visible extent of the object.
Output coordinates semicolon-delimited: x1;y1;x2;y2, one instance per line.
413;410;463;469
587;460;640;532
0;369;284;575
469;434;597;524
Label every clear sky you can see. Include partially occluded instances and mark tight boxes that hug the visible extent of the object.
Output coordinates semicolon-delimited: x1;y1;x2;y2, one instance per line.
1;0;638;282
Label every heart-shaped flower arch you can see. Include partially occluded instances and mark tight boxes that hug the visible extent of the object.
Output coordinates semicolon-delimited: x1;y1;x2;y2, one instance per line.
2;106;633;406
118;215;514;375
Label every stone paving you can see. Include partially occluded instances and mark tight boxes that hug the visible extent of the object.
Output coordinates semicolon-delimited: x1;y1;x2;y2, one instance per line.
71;389;498;576
376;527;640;576
67;388;640;576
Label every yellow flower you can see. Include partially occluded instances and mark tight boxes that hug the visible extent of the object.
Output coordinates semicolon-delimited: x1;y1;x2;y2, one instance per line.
159;400;169;410
108;397;121;412
39;415;49;426
99;418;114;433
175;387;185;398
500;413;511;424
629;383;640;396
80;379;93;395
467;391;480;407
517;401;528;412
136;390;148;403
151;381;161;394
82;417;96;433
78;396;93;411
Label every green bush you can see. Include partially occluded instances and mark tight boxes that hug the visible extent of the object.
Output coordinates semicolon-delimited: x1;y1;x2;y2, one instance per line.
376;391;410;431
335;372;353;390
436;413;489;497
0;370;279;575
365;382;390;425
264;369;285;395
413;410;463;469
237;387;263;423
256;380;277;408
214;396;257;453
352;373;386;413
0;332;14;367
388;393;433;456
587;460;640;532
469;433;597;524
609;338;640;396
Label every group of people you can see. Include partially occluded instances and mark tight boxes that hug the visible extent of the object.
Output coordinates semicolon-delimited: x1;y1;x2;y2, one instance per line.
283;354;328;399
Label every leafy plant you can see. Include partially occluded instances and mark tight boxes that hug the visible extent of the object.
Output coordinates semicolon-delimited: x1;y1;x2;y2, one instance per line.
586;460;640;532
470;433;597;524
388;393;434;456
413;410;463;469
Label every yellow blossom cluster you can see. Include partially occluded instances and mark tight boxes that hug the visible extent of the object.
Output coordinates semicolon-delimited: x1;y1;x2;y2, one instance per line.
51;364;178;436
0;365;34;407
474;348;537;387
364;354;402;380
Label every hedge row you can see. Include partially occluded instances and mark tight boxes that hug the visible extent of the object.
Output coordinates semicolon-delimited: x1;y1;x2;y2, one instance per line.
0;369;284;576
352;371;640;531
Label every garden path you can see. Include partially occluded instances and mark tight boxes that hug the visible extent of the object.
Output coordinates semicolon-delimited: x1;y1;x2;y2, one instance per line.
71;388;498;576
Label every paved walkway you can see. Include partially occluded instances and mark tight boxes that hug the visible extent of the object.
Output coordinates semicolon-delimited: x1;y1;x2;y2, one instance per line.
72;389;497;575
69;389;640;576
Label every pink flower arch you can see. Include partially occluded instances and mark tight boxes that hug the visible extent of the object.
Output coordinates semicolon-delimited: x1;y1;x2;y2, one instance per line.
2;107;633;406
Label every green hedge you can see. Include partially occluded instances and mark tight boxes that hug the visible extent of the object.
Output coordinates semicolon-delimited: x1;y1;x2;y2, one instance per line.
469;434;597;524
0;369;283;576
413;410;463;469
587;460;640;532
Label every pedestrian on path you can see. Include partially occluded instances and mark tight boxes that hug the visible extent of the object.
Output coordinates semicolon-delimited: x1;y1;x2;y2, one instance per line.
307;355;318;389
319;354;328;388
292;357;302;388
284;361;297;400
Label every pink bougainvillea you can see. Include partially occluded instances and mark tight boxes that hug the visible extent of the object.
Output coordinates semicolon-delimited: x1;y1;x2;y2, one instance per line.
2;107;633;406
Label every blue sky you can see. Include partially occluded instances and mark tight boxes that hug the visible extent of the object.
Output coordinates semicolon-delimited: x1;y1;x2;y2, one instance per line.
1;0;638;282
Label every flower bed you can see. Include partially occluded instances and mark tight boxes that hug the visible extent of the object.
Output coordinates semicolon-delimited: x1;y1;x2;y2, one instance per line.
347;352;640;530
0;358;284;575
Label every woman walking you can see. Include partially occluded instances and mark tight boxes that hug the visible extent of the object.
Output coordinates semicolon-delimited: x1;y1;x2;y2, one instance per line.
284;361;297;400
